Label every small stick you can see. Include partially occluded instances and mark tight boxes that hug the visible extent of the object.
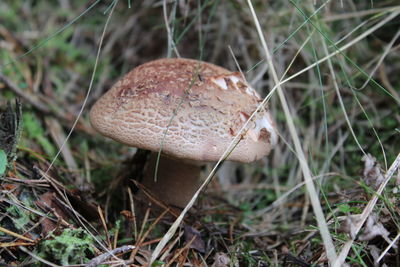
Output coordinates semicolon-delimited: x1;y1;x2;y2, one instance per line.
165;237;194;266
0;242;33;248
85;245;135;267
0;226;34;242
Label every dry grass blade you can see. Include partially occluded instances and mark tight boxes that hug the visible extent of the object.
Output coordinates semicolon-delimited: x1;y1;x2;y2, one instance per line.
253;172;338;217
277;8;400;103
127;187;138;241
97;205;112;250
165;238;193;266
360;28;400;90
159;231;184;263
45;117;79;174
131;209;168;262
246;0;338;264
163;0;180;58
0;242;33;248
377;232;400;263
334;152;400;266
16;2;128;262
19;246;61;267
0;226;34;243
323;5;400;22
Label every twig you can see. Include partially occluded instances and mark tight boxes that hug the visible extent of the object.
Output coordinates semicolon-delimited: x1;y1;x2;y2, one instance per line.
0;242;33;248
0;226;34;243
165;236;194;266
85;245;135;267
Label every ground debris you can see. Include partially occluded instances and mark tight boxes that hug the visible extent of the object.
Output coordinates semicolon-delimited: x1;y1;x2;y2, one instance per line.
35;191;71;236
362;154;385;189
211;252;231;267
85;245;135;267
184;225;205;253
368;245;389;267
283;252;317;267
0;100;22;165
341;212;396;247
358;214;394;246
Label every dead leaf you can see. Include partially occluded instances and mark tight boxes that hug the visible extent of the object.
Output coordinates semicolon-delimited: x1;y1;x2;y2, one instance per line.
120;210;135;222
359;214;394;248
362;154;384;189
211;252;230;267
183;225;205;253
36;192;70;235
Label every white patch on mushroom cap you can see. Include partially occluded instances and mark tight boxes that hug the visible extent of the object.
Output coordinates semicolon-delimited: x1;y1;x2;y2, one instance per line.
230;75;260;98
211;77;228;90
239;112;248;123
247;114;278;145
229;75;240;85
245;85;259;98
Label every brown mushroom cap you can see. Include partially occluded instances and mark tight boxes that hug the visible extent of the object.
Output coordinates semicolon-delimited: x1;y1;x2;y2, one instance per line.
90;58;277;163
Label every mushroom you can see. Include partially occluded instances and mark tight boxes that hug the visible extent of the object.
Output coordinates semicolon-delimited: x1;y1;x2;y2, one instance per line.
89;58;277;208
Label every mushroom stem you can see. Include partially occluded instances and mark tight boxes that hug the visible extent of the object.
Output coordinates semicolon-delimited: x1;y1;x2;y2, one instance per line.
140;153;202;208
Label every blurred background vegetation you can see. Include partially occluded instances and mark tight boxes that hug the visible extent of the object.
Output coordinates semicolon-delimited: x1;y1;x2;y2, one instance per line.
0;0;399;266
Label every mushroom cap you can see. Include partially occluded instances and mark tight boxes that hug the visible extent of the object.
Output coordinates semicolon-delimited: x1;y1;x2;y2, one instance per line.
90;58;277;163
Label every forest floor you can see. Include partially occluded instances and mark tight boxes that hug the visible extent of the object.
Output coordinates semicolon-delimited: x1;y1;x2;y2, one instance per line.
0;1;399;266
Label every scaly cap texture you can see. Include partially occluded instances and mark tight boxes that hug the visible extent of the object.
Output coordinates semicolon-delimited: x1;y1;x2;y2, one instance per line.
90;58;277;162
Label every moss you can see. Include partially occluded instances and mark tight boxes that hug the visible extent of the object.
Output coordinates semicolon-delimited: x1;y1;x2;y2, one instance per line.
36;228;95;266
7;205;32;231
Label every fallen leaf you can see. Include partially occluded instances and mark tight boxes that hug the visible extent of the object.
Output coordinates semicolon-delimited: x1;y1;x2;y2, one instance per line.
211;252;230;267
183;225;205;253
362;154;384;189
36;192;70;235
